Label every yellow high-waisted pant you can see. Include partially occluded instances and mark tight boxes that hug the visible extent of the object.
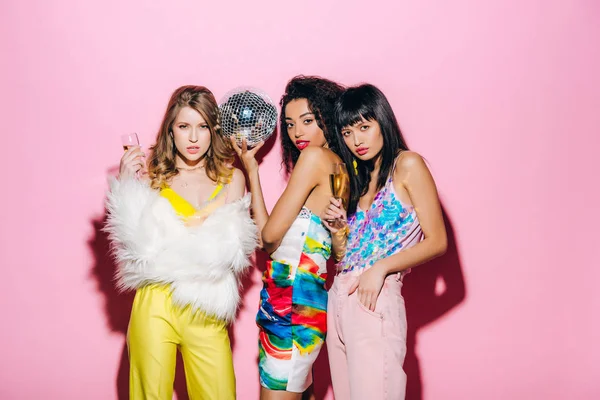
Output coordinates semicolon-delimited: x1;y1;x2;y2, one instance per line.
127;284;236;399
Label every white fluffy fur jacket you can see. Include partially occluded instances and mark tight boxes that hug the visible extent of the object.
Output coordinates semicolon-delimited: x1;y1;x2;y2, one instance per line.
103;177;258;322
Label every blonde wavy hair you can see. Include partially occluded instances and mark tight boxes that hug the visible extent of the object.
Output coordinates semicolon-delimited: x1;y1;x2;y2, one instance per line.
147;85;234;190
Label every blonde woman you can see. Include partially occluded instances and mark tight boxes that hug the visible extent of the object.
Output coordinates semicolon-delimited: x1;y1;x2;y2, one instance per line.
105;85;258;399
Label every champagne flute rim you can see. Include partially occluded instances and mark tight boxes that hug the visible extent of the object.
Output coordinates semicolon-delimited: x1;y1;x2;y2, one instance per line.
121;133;140;145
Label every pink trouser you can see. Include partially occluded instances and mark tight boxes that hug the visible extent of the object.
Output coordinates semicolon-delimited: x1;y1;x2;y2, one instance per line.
326;272;408;400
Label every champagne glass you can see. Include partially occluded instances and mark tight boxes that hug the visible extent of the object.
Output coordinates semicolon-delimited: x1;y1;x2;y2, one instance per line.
121;133;140;152
329;163;349;225
121;133;145;177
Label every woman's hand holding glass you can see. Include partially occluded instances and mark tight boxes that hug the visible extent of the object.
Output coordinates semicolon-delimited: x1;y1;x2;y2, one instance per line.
322;197;348;234
119;133;146;180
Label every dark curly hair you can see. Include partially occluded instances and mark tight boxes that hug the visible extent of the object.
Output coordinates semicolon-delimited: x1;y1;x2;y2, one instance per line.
279;75;345;173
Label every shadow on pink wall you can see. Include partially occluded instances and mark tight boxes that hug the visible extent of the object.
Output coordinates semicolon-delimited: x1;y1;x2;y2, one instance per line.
403;208;466;399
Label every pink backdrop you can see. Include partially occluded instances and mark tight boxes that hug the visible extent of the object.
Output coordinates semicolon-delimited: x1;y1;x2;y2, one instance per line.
1;0;599;399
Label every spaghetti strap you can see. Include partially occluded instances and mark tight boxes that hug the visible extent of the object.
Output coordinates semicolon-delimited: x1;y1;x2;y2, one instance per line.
223;184;230;203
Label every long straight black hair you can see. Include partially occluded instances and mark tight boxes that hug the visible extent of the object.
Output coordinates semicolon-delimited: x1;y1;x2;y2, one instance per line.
331;84;410;215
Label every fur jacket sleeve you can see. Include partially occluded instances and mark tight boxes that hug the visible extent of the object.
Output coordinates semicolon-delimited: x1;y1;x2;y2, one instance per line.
103;177;258;322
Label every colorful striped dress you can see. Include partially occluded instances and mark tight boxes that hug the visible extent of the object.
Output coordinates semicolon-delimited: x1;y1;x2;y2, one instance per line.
256;206;331;392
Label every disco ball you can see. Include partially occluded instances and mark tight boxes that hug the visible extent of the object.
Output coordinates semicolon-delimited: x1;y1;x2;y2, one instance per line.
218;87;278;147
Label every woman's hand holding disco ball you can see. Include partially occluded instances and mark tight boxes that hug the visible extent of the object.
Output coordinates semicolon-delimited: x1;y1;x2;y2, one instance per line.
230;137;265;174
218;87;278;148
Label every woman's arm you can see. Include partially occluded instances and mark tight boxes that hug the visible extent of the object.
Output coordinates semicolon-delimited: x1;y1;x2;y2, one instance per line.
245;163;269;232
351;152;448;310
262;147;325;254
231;139;269;245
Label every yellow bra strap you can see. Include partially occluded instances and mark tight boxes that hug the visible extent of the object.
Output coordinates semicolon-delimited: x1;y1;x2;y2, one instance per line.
208;183;224;201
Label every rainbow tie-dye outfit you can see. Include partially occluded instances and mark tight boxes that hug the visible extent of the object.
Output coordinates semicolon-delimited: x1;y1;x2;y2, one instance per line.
256;206;331;392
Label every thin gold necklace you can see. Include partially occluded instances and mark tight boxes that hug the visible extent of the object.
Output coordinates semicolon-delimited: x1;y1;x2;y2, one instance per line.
177;164;204;171
176;165;204;188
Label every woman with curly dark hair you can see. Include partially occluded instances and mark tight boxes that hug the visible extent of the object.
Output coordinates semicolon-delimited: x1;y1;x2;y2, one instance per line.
232;76;348;399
